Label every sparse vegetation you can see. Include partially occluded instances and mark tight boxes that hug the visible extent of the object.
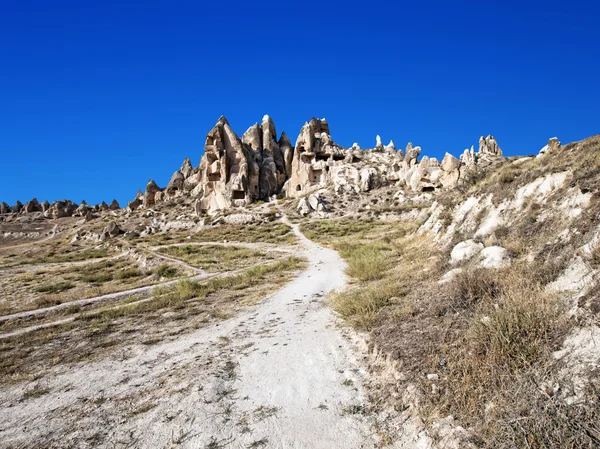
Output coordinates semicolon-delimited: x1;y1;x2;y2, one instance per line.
321;144;600;447
20;385;51;400
322;221;432;330
0;256;307;385
301;219;385;243
142;221;296;246
157;244;274;272
33;281;75;294
155;264;178;278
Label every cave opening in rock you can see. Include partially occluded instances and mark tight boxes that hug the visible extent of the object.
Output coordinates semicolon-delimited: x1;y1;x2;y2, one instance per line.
422;186;436;192
312;169;323;183
296;185;302;192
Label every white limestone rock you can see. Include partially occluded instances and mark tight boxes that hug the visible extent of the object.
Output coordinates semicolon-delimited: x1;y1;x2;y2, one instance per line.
450;240;484;264
479;246;511;269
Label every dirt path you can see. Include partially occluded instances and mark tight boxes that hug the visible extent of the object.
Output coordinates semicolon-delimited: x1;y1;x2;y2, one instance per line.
0;220;379;448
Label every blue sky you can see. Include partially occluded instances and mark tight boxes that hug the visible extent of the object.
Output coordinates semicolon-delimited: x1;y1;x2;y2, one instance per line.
1;1;598;206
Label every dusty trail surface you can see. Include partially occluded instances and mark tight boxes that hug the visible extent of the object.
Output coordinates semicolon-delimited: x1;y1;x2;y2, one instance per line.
0;220;377;448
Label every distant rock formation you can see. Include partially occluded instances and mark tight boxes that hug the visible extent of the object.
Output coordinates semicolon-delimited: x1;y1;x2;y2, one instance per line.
0;196;122;220
124;115;503;214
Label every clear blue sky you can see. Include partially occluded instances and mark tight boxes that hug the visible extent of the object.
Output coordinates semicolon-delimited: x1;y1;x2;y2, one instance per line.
1;1;598;206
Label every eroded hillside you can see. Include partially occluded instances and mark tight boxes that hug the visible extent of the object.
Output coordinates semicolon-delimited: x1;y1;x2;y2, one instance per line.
0;127;599;448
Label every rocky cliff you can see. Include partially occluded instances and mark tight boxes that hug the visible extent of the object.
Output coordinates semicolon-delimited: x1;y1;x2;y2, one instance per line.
124;115;504;215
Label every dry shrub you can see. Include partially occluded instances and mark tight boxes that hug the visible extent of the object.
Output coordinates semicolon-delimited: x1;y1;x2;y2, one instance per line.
427;273;573;447
586;239;600;267
503;376;600;449
155;264;178;278
442;268;502;313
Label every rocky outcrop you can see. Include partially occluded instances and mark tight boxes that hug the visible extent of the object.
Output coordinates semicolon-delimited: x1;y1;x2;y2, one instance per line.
127;190;143;212
21;198;42;215
440;153;461;187
192;116;254;214
245;115;287;200
0;197;119;220
45;200;78;219
538;137;561;158
478;135;502;157
297;193;328;216
460;146;476;167
143;180;163;208
285;118;346;198
126;115;502;214
450;240;484;264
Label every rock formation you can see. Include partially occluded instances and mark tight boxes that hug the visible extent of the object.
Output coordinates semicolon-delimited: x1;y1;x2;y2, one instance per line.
125;115;502;214
143;180;163;208
0;196;120;220
538;137;561;157
478;135;502;156
45;200;78;219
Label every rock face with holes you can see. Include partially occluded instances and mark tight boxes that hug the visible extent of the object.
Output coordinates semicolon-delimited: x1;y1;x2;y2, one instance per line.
125;115;501;214
285;118;347;198
193;116;255;214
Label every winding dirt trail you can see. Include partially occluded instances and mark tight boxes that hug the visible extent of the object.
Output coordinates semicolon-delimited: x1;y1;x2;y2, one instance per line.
0;220;378;448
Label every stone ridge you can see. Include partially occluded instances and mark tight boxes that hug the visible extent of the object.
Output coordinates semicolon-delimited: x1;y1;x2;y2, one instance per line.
124;115;504;215
0;198;120;219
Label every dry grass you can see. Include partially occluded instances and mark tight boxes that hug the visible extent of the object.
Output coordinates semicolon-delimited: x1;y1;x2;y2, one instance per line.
300;219;387;245
0;257;307;385
585;240;600;268
0;243;112;268
335;241;391;282
0;257;183;316
423;271;589;448
141;221;296;246
363;254;597;448
357;203;431;214
157;244;275;272
315;219;432;330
